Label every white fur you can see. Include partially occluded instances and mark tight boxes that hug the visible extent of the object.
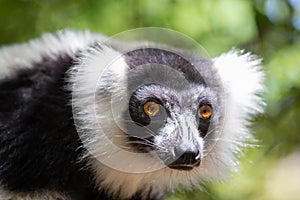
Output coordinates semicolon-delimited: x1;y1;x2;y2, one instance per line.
0;30;106;79
0;188;70;200
208;50;265;178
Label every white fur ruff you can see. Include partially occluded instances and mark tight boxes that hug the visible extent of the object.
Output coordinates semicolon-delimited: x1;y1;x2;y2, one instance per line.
0;30;106;79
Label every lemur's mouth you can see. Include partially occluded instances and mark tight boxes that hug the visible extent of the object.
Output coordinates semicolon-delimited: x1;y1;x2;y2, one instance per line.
168;160;201;171
168;165;194;171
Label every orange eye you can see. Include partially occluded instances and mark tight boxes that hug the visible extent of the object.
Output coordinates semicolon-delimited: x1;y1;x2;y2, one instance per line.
143;101;160;117
198;104;212;120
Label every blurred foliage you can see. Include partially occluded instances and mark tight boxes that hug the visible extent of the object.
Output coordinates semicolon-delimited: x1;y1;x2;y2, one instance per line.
1;0;300;199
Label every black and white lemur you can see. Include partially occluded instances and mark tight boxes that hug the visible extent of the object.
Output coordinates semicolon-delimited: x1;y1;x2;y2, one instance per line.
0;29;264;200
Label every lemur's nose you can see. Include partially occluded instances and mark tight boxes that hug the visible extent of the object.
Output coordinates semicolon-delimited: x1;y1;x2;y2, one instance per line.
176;151;201;166
168;147;201;170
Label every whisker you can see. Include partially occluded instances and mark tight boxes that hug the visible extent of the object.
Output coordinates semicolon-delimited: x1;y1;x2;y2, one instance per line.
128;138;157;146
118;144;151;151
206;137;258;147
202;137;258;157
204;127;218;137
116;119;157;137
126;140;168;152
127;140;155;147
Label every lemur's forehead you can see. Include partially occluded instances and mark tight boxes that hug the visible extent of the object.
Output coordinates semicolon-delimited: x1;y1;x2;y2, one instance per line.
123;48;211;86
177;86;206;106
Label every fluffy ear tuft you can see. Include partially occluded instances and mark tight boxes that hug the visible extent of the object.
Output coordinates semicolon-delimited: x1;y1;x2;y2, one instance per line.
201;50;265;181
213;50;265;118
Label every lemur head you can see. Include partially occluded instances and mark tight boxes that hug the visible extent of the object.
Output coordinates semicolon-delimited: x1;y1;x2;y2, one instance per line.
122;48;223;171
70;37;264;199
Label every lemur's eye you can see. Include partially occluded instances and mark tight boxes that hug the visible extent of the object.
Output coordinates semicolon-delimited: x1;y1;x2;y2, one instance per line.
198;104;212;120
143;101;160;117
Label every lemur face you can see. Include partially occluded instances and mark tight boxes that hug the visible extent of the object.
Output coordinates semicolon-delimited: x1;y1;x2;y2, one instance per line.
123;49;223;171
127;83;216;170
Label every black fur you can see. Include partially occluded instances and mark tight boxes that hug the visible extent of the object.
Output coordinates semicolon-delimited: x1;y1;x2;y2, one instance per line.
0;53;150;200
124;48;206;85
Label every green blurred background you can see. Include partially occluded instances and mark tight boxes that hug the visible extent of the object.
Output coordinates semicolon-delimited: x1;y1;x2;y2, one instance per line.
1;0;300;199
